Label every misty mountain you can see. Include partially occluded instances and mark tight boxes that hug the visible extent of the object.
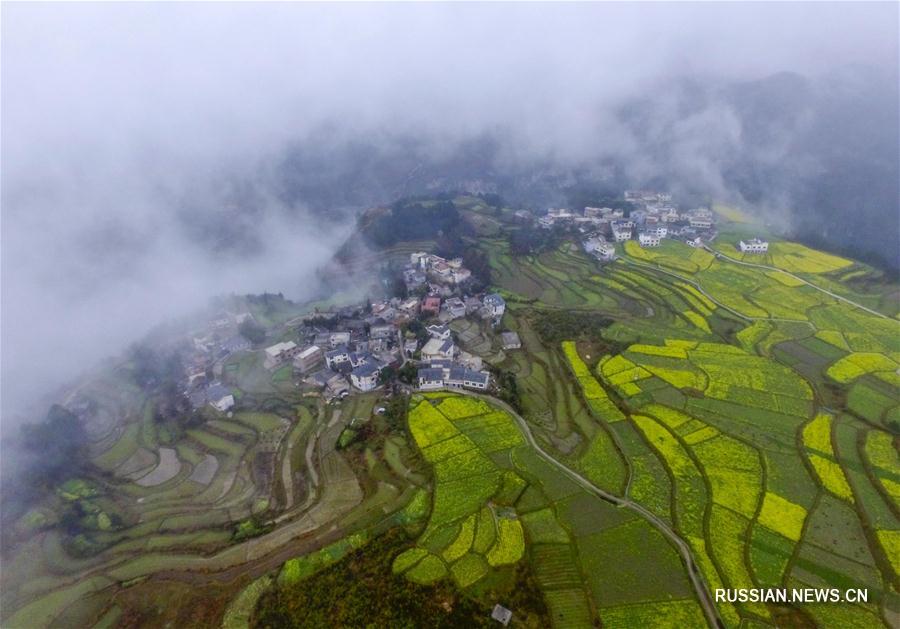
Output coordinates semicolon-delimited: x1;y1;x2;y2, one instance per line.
248;66;897;269
614;67;899;269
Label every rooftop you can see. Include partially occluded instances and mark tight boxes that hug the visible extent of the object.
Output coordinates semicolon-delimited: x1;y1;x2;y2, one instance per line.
265;341;297;357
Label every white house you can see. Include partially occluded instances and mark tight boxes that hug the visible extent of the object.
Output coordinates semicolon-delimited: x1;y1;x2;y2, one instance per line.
583;237;605;254
325;346;351;369
329;332;351;348
451;268;471;284
638;232;662;248
206;383;235;413
426;324;452;340
595;242;616;260
293;345;324;374
264;341;300;370
689;217;713;230
421;337;455;360
350;363;381;392
446;366;490;390
611;225;632;242
686;236;703;248
370;324;395;340
442;298;467;319
416;367;444;390
501;331;522;350
483;293;506;318
644;225;668;238
739;238;769;254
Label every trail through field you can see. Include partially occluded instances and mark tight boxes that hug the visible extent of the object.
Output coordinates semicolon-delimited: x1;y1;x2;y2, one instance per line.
282;444;295;509
706;246;890;320
460;390;724;629
621;258;814;326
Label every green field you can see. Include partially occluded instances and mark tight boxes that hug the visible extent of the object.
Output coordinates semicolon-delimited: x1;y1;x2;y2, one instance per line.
4;201;899;628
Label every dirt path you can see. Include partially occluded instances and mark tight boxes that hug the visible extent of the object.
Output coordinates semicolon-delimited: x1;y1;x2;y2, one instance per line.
705;246;891;320
621;257;815;326
281;444;295;509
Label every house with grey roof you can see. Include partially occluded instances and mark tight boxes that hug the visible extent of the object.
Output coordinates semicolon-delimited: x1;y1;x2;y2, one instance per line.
421;337;455;361
206;383;235;412
325;346;351;369
501;331;521;350
426;324;452;340
483;293;506;318
351;362;382;392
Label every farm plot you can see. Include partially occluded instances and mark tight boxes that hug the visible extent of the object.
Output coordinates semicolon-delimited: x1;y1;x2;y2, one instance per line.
134;448;182;487
802;413;854;502
562;342;625;422
397;393;699;625
392;396;528;589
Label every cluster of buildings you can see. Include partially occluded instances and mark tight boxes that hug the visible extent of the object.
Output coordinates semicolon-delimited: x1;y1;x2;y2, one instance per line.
183;309;261;413
415;324;492;391
256;269;509;398
405;251;472;292
563;191;723;260
263;319;403;398
401;252;506;324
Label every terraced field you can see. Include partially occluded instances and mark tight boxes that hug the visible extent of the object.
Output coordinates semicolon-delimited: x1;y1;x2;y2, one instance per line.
394;393;709;628
4;204;898;628
1;384;422;628
484;224;899;627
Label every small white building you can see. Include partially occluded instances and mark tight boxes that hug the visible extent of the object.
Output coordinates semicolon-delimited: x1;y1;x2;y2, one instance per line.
350;363;381;392
686;236;703;248
491;604;513;626
426;324;452;340
329;332;351;348
416;367;445;390
421;337;455;361
442;298;467;319
638;232;662;248
451;268;471;284
206;383;235;413
583;237;605;254
264;341;300;370
644;224;668;238
611;226;632;242
689;217;713;230
739;238;769;254
483;293;506;318
446;366;489;390
293;345;324;374
501;331;521;350
325;346;351;369
370;325;395;341
595;241;616;260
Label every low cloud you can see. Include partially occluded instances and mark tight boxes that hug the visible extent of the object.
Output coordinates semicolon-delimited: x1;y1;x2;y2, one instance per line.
2;2;897;423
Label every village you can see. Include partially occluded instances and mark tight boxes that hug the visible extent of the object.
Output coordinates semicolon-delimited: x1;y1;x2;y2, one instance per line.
181;250;513;414
179;190;771;417
527;190;768;262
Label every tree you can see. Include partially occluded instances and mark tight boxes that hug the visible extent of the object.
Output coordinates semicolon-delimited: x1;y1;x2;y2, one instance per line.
377;365;397;386
239;318;266;345
20;405;89;490
398;362;418;385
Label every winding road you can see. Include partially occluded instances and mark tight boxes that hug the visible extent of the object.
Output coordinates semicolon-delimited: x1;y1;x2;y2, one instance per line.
619;256;809;325
704;246;890;320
